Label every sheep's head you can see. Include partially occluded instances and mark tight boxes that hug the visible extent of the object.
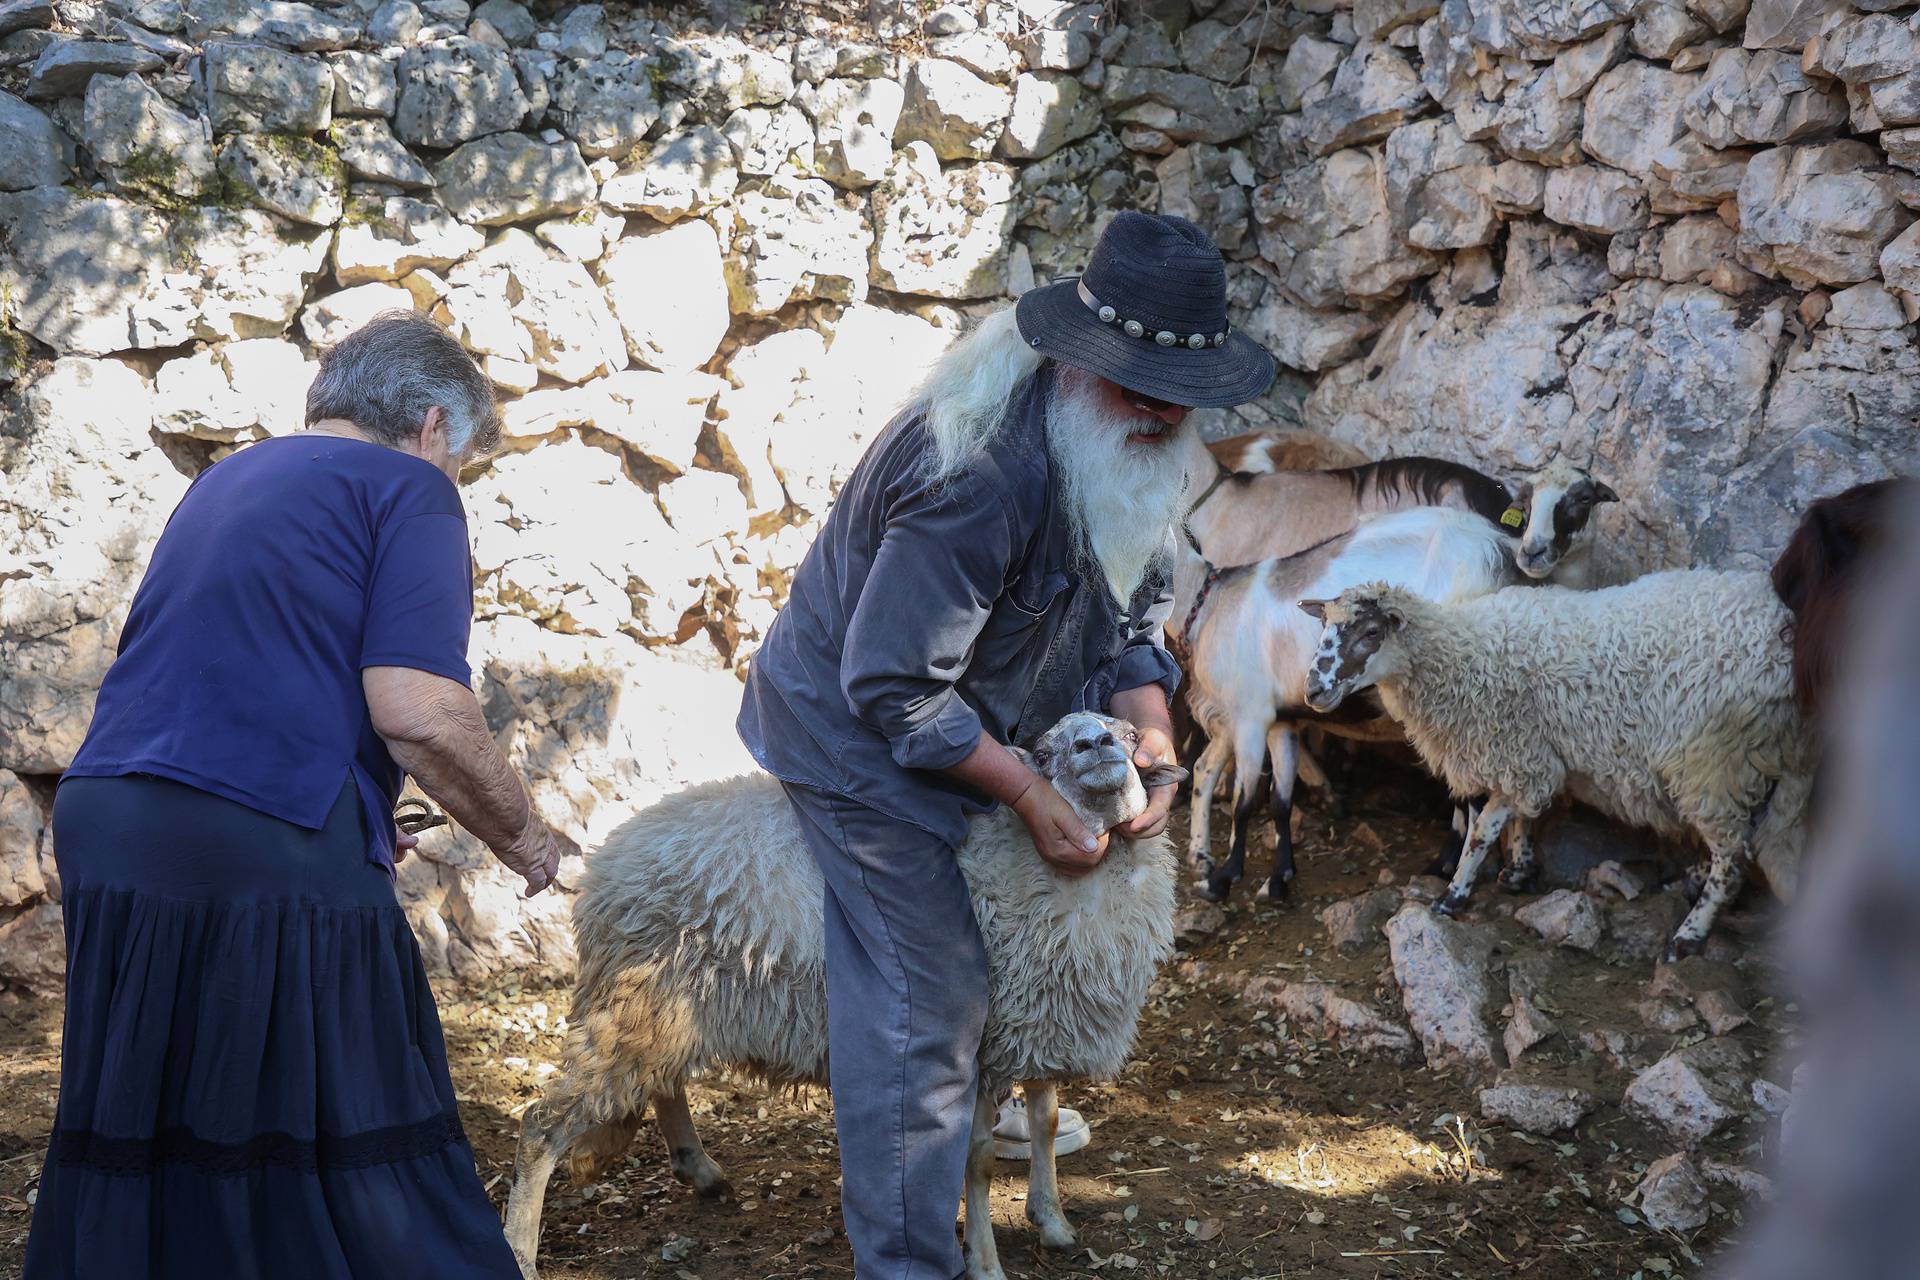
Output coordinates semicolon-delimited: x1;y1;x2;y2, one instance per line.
1299;584;1411;712
1018;711;1188;835
1510;461;1617;579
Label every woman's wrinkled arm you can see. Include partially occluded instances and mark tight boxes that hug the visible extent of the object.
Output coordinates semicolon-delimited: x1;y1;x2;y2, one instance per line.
363;665;564;896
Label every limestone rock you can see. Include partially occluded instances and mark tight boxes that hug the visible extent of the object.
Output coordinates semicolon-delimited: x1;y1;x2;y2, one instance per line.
0;0;52;40
26;38;162;99
1383;902;1498;1077
334;194;485;282
1632;0;1707;59
1738;141;1912;288
1479;1079;1600;1135
217;134;344;226
1463;0;1634;57
1882;221;1920;293
204;40;333;135
598;219;730;374
550;51;659;160
0;187;174;355
172;207;332;341
1504;989;1560;1063
1582;61;1698;179
0;88;72;190
720;102;814;177
897;58;1011;162
81;74;210;203
1276;34;1345;111
1818;12;1916;85
367;0;421;45
439;230;625;384
1494;67;1585;165
1356;0;1440;40
1240;976;1419;1060
1637;1153;1711;1233
1176;18;1249;81
473;0;534;46
1386;118;1499;250
1001;70;1102;160
0;902;63;994
1302;43;1428;157
1155;144;1251;255
722;177;871;317
183;0;361;51
0;769;45;907
553;3;608;60
1685;48;1847;147
1103;65;1258;146
600;125;738;221
1867;67;1920;127
1172;902;1226;947
222;337;315;430
930;30;1018;82
152;347;264;440
297;280;415;347
1320;887;1402;952
1254;148;1445;308
658;469;749;548
394;37;526;149
433;133;595;226
1553;26;1629;99
1514;889;1605;950
329;118;432;187
329;50;396;117
1544;164;1648;233
1741;0;1836;51
869;146;1015;300
1623;1038;1752;1145
803;77;904;189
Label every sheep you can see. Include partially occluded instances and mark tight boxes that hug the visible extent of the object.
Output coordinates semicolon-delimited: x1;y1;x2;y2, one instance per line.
502;710;1188;1280
1300;572;1814;959
1171;506;1523;903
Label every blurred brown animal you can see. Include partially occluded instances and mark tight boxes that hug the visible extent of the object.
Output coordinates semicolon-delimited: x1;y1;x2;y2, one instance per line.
1206;430;1369;475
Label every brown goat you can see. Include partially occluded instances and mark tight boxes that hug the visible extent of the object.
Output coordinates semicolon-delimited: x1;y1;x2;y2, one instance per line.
1206;429;1369;475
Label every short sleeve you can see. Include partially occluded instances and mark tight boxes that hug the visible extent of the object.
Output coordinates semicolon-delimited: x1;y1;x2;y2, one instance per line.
359;511;475;686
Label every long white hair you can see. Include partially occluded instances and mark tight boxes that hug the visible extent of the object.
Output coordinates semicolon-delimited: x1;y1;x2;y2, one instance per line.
914;307;1045;484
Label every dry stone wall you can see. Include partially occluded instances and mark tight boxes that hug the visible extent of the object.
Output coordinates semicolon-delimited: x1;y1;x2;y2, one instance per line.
0;0;1914;989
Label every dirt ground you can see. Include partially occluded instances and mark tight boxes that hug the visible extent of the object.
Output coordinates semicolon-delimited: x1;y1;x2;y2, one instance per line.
0;770;1780;1279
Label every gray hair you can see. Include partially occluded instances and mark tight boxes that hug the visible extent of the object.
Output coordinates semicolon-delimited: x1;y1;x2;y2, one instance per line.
304;310;502;457
914;306;1046;484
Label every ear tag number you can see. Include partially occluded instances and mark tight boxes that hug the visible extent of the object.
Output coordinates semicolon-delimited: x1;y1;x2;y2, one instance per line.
1499;506;1525;529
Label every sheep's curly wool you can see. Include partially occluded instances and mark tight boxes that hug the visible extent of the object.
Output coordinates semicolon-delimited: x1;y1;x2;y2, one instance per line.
550;771;1175;1130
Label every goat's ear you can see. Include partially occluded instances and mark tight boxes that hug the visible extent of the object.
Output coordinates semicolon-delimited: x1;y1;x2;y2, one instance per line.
1297;598;1328;620
1141;762;1189;789
1592;481;1619;504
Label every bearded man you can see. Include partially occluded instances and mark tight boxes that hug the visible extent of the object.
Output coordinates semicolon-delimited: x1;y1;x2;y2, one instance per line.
737;212;1277;1279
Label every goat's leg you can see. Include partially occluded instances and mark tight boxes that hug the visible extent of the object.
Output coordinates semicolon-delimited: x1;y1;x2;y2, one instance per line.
1496;813;1537;893
505;1095;608;1280
653;1085;732;1199
1200;721;1269;901
1186;734;1230;874
1256;725;1300;903
1667;834;1748;962
963;1084;1008;1280
1436;797;1513;916
1021;1081;1074;1251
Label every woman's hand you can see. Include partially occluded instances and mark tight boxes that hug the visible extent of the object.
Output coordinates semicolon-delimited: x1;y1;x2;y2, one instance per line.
1011;775;1108;876
496;819;566;897
1117;724;1178;839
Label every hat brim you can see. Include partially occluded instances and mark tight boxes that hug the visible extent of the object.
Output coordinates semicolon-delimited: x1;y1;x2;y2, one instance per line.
1015;277;1277;410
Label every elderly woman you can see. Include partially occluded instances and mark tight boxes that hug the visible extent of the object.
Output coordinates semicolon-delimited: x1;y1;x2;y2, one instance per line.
23;312;562;1277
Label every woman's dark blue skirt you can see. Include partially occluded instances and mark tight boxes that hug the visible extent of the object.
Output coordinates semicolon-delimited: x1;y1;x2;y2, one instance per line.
23;775;522;1279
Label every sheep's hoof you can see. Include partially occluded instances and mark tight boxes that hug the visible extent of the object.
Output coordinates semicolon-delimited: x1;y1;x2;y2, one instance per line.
1663;934;1705;964
1496;865;1537;894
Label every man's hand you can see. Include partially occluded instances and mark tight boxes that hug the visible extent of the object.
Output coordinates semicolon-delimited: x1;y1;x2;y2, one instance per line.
395;828;419;864
1011;775;1109;876
1118;724;1178;839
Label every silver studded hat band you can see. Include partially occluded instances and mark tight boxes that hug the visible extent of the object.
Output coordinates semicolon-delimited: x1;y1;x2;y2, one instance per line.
1077;280;1228;351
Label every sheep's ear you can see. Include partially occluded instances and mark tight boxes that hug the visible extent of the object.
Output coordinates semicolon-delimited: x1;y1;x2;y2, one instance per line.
1142;762;1189;789
1297;598;1328;620
1383;603;1407;630
1008;745;1039;773
1592;481;1620;504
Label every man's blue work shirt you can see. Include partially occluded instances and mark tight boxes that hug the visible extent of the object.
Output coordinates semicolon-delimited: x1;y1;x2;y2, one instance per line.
738;364;1181;848
65;435;475;872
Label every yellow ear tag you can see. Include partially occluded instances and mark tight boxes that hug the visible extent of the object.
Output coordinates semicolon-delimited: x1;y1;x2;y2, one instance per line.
1499;506;1525;529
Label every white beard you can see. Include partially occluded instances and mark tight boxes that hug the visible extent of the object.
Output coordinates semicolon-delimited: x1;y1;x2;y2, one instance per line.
1047;376;1195;604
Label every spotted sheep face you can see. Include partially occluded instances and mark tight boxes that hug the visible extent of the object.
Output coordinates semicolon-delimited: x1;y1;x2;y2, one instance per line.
1298;591;1405;713
1020;712;1188;834
1513;462;1619;579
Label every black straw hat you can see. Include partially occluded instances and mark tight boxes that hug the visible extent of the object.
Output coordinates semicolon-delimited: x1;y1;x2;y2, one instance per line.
1014;212;1276;409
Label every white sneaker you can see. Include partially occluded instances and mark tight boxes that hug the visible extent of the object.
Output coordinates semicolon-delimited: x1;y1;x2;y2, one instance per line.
992;1095;1092;1161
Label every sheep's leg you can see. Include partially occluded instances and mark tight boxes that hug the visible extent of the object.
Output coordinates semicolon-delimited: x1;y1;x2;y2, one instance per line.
653;1085;732;1199
1186;734;1230;874
1667;836;1748;962
1200;720;1269;901
1021;1081;1075;1251
1256;725;1300;903
962;1085;1008;1280
1436;797;1513;915
1496;813;1537;893
505;1095;606;1279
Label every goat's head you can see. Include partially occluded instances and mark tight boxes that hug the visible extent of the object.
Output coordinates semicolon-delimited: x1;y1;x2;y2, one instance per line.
1299;584;1411;712
1015;711;1189;835
1510;462;1617;579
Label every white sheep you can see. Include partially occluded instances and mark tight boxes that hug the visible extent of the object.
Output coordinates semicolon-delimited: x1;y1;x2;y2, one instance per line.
503;711;1187;1280
1300;571;1814;959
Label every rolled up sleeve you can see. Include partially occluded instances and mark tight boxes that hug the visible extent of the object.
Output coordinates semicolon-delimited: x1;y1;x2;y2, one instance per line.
840;478;1016;771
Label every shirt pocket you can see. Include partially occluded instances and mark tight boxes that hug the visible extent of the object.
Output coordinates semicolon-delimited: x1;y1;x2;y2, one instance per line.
978;570;1070;652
